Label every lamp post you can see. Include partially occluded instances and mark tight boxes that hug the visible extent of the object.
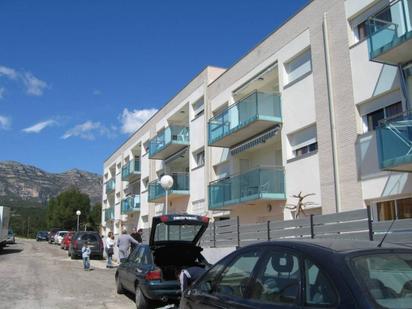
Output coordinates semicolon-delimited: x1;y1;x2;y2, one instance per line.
160;175;174;215
76;210;81;232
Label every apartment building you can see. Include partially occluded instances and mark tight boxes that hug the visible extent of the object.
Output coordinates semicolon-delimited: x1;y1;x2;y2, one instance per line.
102;0;412;235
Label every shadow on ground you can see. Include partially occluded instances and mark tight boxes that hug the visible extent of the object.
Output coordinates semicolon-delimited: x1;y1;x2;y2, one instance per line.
0;246;23;255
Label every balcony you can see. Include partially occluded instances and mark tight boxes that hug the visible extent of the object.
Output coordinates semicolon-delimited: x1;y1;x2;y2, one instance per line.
208;166;286;210
148;173;190;203
104;207;115;221
208;92;282;148
105;179;116;195
149;126;190;160
121;195;140;214
367;0;412;65
121;159;141;181
376;111;412;171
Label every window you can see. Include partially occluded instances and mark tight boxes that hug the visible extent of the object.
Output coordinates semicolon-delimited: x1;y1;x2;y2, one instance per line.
295;142;318;158
357;20;369;41
376;197;412;221
304;259;337;306
285;49;312;85
350;253;412;309
215;250;262;298
250;251;300;305
192;97;204;118
288;125;317;160
366;102;402;131
193;149;205;167
197;262;227;293
397;198;412;219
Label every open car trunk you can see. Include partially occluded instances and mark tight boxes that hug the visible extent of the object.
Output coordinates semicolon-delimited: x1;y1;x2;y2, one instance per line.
150;214;210;281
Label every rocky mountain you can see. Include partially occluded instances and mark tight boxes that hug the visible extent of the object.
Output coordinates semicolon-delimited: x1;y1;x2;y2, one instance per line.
0;161;102;207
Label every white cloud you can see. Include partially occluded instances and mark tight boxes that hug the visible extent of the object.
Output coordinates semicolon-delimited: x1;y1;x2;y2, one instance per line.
92;89;101;96
21;72;48;96
0;87;5;99
0;115;11;130
120;108;157;134
0;66;18;80
22;119;57;133
62;121;115;140
0;65;48;96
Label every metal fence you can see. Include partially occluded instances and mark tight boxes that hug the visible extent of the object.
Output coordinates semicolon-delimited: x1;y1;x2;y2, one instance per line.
141;207;412;248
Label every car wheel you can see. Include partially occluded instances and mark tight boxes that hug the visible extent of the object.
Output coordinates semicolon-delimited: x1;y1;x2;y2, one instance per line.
115;275;124;294
135;285;150;309
70;253;77;260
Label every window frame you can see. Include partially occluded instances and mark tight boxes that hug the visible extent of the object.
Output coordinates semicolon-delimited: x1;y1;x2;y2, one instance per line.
284;48;312;86
302;258;339;308
248;247;304;307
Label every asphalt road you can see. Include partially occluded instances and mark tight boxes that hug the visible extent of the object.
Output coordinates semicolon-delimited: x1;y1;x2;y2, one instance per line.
0;239;135;309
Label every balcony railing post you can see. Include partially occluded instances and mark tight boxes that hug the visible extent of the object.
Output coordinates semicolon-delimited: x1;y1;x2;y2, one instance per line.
310;214;315;239
237;216;240;248
367;205;374;241
213;221;216;248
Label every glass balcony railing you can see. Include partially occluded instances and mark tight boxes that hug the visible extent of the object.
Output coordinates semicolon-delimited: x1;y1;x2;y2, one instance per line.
367;0;412;64
376;111;412;171
105;179;116;194
121;195;141;214
148;173;190;202
121;159;141;181
208;166;286;210
208;91;282;146
149;126;190;159
104;207;115;221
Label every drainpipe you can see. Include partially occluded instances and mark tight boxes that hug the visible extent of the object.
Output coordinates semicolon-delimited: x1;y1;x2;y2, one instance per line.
323;13;341;213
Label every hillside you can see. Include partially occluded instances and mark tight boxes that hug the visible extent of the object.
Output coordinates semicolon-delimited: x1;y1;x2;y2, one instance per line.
0;161;102;207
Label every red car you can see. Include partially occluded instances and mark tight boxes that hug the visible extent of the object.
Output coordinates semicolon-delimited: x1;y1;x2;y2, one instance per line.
61;231;74;250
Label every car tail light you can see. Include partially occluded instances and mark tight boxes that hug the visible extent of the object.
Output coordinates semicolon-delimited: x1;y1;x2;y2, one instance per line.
73;240;78;250
99;239;103;251
201;216;209;223
160;215;169;222
145;269;161;281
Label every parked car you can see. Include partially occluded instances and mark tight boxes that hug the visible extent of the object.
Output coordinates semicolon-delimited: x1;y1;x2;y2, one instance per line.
180;239;412;309
61;231;74;250
68;231;103;260
36;231;49;241
48;228;61;244
115;214;210;308
54;230;68;245
6;228;15;244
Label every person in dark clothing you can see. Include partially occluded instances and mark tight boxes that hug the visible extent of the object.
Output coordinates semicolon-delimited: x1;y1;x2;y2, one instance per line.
130;227;142;251
179;266;206;292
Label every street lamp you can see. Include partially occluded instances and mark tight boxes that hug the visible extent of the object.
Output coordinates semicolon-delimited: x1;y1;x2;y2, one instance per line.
76;210;81;231
160;175;174;215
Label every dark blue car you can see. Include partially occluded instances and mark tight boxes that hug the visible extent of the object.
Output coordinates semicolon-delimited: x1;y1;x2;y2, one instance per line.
180;239;412;309
115;214;210;308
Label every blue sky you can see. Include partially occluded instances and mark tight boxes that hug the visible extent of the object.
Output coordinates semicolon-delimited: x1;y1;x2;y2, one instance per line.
0;0;308;174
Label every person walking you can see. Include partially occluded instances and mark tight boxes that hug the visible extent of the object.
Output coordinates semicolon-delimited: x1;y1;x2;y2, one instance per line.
106;232;115;268
130;227;140;252
117;229;140;262
82;241;91;271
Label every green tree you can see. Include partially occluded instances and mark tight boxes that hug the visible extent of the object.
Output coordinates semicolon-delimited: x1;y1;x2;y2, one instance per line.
87;203;101;231
47;187;91;230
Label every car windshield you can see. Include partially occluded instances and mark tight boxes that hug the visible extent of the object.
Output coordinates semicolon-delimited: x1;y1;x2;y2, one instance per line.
81;234;98;242
350;253;412;309
154;222;202;242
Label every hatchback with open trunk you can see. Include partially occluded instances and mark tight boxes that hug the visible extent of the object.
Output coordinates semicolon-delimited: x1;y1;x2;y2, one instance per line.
115;213;210;309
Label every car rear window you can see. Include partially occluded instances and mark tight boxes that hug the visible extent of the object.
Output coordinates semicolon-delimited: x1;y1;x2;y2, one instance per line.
154;223;202;242
80;234;98;242
350;253;412;309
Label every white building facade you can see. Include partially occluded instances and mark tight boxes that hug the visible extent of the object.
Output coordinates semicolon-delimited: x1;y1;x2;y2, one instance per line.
102;0;412;235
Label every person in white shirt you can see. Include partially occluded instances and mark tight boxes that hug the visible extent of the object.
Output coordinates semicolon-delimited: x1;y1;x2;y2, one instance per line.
106;232;115;268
